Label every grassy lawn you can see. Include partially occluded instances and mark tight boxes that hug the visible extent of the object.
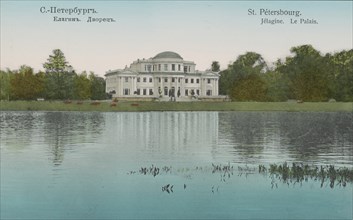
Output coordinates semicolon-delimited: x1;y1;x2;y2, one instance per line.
0;100;352;112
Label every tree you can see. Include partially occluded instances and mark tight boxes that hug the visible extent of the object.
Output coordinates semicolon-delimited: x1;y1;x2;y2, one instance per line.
74;71;91;100
328;50;353;101
219;52;268;100
218;68;233;95
277;45;330;101
231;74;268;101
43;49;72;73
0;69;11;100
211;61;220;72
263;69;289;101
89;72;106;100
43;49;75;100
10;65;44;100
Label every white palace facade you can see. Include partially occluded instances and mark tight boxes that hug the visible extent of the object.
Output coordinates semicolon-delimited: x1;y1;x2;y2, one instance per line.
105;51;220;100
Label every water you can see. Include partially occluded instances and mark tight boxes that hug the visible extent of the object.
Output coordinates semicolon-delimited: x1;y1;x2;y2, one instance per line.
1;111;352;219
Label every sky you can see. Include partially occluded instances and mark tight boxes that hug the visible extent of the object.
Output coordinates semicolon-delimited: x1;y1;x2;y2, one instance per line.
1;0;352;76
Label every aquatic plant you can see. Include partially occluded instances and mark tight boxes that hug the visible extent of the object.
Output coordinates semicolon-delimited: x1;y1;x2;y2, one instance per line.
127;164;172;177
259;162;353;188
127;163;353;193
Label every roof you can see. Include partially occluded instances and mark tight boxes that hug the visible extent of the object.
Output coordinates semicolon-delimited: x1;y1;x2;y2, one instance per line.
153;51;183;60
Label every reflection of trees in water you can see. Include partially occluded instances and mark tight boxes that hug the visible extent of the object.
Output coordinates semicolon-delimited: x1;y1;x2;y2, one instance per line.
218;112;353;165
0;112;38;150
218;112;269;162
277;112;353;164
43;112;104;166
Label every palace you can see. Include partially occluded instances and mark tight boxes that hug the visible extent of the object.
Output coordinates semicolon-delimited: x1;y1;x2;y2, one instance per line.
105;51;220;100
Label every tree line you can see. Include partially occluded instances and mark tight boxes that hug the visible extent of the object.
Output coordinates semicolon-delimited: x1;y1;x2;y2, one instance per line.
217;45;352;102
0;49;106;101
1;46;352;102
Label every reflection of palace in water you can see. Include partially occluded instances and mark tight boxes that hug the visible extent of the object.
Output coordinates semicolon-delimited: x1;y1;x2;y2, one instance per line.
109;112;219;156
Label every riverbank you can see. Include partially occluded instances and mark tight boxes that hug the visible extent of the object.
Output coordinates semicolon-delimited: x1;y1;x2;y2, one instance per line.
0;101;352;112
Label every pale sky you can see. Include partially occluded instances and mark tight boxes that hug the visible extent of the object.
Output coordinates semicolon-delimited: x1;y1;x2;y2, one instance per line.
1;1;352;76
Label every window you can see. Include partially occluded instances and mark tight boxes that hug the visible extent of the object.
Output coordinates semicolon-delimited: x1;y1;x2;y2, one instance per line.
178;78;181;83
206;90;212;96
191;78;194;83
188;66;191;72
145;65;152;72
185;89;188;96
159;77;161;83
184;66;188;73
149;78;152;83
164;64;168;71
143;77;147;82
164;78;168;83
137;89;140;95
178;64;181;71
207;79;211;84
172;78;175;83
164;87;168;96
149;89;153;95
143;89;147;95
125;77;129;82
123;88;130;95
196;79;200;83
196;89;200;95
172;64;175;71
158;64;161;71
137;77;140;82
185;78;188;83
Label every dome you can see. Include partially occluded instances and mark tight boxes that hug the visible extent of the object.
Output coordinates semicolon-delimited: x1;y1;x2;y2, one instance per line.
153;51;183;60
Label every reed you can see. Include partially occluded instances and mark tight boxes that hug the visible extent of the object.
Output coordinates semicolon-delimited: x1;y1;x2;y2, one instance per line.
260;163;353;188
128;163;353;191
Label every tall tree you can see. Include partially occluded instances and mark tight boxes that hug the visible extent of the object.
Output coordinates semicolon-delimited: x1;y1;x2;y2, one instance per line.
211;61;220;72
277;45;330;101
43;49;72;73
264;65;289;102
219;52;268;101
328;50;353;101
43;49;75;100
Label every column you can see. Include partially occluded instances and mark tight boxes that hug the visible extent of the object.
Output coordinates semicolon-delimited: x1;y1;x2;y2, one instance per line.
215;79;218;96
153;76;158;97
160;77;164;97
175;77;178;98
119;77;123;96
181;78;184;97
201;78;205;96
132;77;136;95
